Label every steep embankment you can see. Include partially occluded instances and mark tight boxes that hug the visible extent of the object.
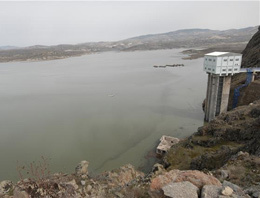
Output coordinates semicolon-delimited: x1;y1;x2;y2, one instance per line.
241;26;260;68
228;26;260;110
165;100;260;187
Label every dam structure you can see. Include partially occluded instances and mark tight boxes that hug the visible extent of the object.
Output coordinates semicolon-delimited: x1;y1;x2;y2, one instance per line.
204;52;242;122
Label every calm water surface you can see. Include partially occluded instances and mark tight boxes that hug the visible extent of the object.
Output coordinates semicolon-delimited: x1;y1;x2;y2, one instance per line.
0;49;207;181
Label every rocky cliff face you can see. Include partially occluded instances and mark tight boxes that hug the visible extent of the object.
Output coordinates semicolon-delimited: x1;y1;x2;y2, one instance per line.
165;100;260;189
228;26;260;110
242;26;260;68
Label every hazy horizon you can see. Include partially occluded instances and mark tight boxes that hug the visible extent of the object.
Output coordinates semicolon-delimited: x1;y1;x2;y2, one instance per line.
0;1;259;47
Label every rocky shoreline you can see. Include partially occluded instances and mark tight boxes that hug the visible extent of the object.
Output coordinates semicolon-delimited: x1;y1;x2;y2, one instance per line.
1;99;259;197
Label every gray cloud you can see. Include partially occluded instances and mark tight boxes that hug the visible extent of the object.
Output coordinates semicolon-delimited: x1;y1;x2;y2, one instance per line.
0;1;259;47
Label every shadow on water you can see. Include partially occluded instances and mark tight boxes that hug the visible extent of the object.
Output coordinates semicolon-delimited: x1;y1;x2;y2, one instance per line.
89;124;159;172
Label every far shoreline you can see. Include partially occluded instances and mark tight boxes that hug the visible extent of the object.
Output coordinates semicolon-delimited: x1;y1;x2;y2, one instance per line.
0;42;247;64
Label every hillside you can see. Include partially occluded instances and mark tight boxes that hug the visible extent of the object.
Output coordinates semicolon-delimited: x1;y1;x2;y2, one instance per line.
228;27;260;110
181;26;259;60
242;26;260;68
125;26;257;50
0;26;258;63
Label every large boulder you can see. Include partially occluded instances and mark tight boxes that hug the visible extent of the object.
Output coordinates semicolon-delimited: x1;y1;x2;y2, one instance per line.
162;181;199;198
222;180;247;196
150;169;221;191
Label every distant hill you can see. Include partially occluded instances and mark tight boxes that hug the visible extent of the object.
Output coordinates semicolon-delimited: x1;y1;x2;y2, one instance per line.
122;26;258;51
0;26;258;63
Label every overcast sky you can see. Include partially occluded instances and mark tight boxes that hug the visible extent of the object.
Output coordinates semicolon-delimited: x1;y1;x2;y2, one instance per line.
0;1;259;47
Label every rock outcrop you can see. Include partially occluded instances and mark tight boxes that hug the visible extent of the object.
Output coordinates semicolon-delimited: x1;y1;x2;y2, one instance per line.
150;169;221;191
242;26;260;68
149;169;251;198
227;26;260;110
165;100;260;188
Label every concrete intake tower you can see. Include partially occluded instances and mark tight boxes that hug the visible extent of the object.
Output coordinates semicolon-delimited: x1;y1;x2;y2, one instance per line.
204;52;242;122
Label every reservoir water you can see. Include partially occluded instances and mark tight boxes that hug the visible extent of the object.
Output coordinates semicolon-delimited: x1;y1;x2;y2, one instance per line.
0;49;207;181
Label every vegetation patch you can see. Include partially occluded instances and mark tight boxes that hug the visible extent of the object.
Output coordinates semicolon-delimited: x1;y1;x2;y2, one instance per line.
165;136;243;171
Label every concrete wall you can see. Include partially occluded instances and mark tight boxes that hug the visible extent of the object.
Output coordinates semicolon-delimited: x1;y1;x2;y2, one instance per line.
205;74;219;122
220;76;231;114
205;74;231;122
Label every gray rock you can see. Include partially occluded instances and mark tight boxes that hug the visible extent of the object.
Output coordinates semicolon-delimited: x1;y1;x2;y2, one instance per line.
223;181;246;196
75;160;89;179
251;192;260;198
201;185;221;198
220;170;229;180
162;181;199;198
244;186;260;198
0;180;13;195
